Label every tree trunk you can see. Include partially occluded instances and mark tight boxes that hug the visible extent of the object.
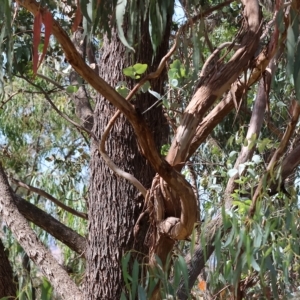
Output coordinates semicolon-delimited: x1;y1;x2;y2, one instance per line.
86;17;172;300
0;238;16;298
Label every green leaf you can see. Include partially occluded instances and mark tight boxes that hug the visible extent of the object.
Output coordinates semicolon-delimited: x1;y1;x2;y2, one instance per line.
294;68;300;101
137;286;147;300
223;226;235;248
170;78;178;87
116;0;135;52
253;224;262;248
116;82;130;98
40;278;53;300
131;260;139;300
123;66;136;79
66;85;79;93
170;59;181;70
80;0;92;23
177;256;189;295
141;81;151;93
228;168;238;177
291;9;299;41
120;292;127;300
276;8;285;33
133;63;148;74
173;259;181;290
149;0;163;54
286;25;296;78
251;256;260;272
252;154;262;164
266;256;278;298
122;253;131;286
148;89;162;100
276;101;286;108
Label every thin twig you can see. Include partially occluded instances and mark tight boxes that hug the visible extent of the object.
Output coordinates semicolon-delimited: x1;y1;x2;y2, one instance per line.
10;177;88;219
0;91;20;109
36;73;65;89
20;74;91;135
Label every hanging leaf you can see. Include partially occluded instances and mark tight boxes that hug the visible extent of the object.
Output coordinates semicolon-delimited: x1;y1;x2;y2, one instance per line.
148;89;162;100
286;25;295;78
38;11;53;70
33;10;42;75
80;0;92;23
149;0;162;54
72;0;82;32
116;0;134;52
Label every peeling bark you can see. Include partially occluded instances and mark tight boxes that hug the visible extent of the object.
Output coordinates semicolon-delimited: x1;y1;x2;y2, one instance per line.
167;0;261;166
177;34;284;300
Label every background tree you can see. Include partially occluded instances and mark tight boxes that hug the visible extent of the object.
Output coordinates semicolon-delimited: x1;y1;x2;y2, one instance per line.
0;0;300;300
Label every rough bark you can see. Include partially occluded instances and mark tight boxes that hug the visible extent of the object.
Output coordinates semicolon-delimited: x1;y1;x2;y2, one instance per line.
14;195;86;256
0;238;17;298
86;15;171;300
0;164;83;300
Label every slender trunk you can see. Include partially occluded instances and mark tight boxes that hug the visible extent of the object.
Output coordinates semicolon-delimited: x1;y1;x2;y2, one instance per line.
86;17;172;300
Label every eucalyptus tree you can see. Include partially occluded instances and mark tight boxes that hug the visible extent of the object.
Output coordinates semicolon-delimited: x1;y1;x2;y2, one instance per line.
0;0;300;300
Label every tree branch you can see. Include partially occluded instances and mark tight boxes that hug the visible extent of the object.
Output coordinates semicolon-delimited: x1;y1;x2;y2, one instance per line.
166;0;262;166
10;177;88;219
177;11;281;296
70;30;94;132
0;164;83;299
18;0;197;240
14;195;86;256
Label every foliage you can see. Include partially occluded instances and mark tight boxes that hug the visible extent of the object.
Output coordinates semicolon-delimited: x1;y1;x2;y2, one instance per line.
0;0;300;299
121;253;190;300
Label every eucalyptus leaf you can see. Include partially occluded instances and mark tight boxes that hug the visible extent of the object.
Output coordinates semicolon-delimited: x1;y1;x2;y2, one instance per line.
116;0;135;52
228;168;238;177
